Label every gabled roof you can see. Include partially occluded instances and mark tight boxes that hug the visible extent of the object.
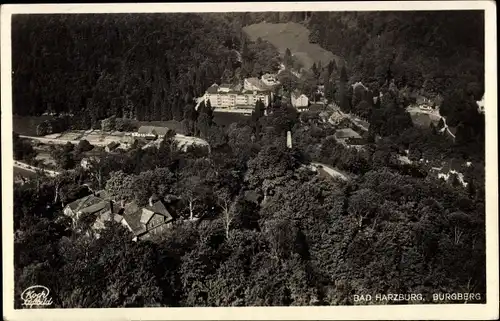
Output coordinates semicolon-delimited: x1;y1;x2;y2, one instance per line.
206;84;219;94
291;91;307;100
122;200;172;236
146;200;173;220
79;200;110;215
122;203;147;236
66;194;103;213
140;208;155;225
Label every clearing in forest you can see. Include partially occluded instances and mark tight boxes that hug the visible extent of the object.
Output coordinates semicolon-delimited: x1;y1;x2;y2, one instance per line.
242;22;339;70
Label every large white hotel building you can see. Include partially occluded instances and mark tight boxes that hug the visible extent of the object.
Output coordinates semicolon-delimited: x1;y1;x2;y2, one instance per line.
199;76;277;110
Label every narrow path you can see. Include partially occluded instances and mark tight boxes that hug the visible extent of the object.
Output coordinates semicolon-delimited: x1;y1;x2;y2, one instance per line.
13;160;60;177
310;162;349;181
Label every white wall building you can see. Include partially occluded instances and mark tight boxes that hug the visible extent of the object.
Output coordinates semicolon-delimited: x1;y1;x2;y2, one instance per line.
476;95;485;114
261;73;280;87
291;91;309;109
202;83;270;109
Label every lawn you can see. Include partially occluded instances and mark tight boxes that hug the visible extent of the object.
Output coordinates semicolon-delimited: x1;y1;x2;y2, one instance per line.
243;22;339;70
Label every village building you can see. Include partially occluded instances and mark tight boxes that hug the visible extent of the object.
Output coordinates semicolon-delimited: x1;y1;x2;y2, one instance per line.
333;128;363;147
476;95;485;114
291;91;309;110
63;192;111;228
64;192;174;241
80;156;100;170
261;73;280;86
105;141;120;152
133;126;171;140
122;197;174;242
201;83;271;110
244;78;269;91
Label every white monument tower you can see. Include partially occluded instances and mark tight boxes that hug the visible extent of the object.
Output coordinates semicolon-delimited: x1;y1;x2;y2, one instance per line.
286;131;292;149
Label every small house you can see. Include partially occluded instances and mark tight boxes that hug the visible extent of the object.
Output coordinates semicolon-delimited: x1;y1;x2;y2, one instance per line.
291;91;309;109
334;128;362;141
261;73;280;86
122;198;174;242
105;141;120;152
133;126;171;140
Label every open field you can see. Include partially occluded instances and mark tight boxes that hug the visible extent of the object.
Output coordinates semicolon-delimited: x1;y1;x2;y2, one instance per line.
243;22;339;70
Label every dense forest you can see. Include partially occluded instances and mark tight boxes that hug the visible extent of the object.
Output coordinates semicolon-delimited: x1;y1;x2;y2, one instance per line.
14;104;486;307
12;14;278;126
12;12;487;308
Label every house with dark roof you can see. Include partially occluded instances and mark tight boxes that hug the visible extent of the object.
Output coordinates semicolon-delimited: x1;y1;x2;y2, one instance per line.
105;141;120;152
121;198;174;241
64;194;109;226
64;192;174;241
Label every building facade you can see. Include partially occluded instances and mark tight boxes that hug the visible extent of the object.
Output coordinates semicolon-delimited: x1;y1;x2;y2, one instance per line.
261;73;280;86
202;83;271;109
291;92;309;108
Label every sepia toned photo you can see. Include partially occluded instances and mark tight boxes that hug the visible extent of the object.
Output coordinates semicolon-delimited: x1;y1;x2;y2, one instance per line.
1;2;498;320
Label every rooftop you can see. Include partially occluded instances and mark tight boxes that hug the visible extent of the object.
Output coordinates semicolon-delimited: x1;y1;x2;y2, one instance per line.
334;128;362;139
206;84;219;94
138;126;170;136
67;194;104;213
245;77;268;90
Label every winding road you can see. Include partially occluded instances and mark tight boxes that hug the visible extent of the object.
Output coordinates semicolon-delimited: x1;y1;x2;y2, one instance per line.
13;160;60;177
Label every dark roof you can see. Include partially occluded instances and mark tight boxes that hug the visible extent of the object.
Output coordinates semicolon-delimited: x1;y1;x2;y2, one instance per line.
122;202;147;236
146;200;173;220
79;200;110;215
67;194;103;212
220;83;232;88
123;200;172;236
206;84;219;94
335;128;362;139
107;141;119;148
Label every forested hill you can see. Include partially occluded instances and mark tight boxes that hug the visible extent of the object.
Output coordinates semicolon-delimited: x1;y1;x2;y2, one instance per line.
306;11;485;99
230;11;485;100
12;14;242;122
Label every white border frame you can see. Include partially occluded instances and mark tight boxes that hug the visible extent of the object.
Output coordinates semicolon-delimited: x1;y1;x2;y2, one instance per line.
1;2;498;320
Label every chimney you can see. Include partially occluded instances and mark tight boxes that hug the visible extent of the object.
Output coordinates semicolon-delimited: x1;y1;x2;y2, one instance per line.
286;131;292;149
149;195;154;207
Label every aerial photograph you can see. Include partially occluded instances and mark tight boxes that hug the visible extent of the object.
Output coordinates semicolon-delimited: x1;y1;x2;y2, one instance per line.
10;10;487;309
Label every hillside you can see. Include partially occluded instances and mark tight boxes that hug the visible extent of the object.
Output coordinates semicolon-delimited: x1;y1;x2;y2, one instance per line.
307;11;484;99
243;22;340;70
11;14;242;124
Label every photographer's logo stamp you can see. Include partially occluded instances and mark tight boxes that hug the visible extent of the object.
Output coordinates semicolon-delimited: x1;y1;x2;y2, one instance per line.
21;285;53;308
